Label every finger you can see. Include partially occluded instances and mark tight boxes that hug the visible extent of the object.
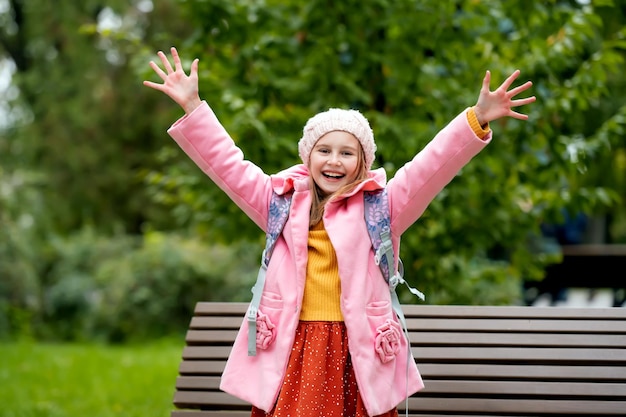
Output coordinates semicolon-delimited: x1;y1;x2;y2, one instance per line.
190;58;199;75
481;70;492;92
149;60;168;80
158;50;174;74
511;96;536;107
507;81;533;98
171;47;183;73
143;80;165;91
499;69;521;92
508;110;529;121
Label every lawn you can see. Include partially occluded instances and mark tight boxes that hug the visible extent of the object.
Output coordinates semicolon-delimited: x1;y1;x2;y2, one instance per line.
0;338;185;417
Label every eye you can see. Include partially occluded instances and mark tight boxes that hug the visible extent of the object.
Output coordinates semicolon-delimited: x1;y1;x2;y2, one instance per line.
341;151;354;156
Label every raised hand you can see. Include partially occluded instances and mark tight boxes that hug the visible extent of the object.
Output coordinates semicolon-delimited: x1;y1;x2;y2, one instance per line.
143;47;202;114
473;70;536;126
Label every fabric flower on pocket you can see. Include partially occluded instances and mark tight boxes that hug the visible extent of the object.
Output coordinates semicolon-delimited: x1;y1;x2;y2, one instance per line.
375;319;403;363
256;311;276;350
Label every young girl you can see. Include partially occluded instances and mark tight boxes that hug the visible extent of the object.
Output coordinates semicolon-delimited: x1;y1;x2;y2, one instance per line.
144;47;535;417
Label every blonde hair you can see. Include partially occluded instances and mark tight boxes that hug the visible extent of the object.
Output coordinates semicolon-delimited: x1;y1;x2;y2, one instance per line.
308;146;369;226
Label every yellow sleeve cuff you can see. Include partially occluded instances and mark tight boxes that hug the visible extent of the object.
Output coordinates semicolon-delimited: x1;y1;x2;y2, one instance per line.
467;107;490;140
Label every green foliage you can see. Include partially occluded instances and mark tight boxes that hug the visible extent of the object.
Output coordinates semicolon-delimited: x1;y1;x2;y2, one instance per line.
37;229;257;342
91;231;258;342
139;0;626;302
1;1;626;345
0;166;52;340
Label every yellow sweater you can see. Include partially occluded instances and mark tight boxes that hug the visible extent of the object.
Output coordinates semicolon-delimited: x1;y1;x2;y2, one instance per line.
298;109;488;321
299;221;343;321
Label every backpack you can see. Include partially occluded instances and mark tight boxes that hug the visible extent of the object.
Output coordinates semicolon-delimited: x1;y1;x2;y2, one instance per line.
246;188;424;356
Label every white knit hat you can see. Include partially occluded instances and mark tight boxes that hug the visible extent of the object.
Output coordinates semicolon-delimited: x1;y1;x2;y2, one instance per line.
298;108;376;169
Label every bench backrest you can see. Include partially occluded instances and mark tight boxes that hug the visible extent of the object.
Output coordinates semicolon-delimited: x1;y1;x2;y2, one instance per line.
172;302;626;417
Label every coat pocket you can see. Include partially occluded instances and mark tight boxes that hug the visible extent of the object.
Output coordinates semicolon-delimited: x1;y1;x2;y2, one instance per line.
255;292;283;350
366;301;403;363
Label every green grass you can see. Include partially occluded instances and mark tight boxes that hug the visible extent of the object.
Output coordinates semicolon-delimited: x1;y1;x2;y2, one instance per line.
0;338;185;417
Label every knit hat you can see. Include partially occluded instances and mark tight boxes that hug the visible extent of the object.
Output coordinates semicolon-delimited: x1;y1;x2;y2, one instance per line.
298;108;376;169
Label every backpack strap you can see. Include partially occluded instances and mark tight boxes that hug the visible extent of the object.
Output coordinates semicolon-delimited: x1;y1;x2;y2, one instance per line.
247;191;292;356
364;188;425;417
363;189;425;330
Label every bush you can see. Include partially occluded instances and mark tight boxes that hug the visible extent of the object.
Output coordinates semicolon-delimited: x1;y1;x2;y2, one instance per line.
1;224;260;342
90;231;258;342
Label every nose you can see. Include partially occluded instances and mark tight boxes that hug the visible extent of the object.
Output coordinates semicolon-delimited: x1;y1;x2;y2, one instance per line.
327;152;341;165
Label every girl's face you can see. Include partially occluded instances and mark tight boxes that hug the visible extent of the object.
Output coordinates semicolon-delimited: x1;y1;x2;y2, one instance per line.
309;131;362;196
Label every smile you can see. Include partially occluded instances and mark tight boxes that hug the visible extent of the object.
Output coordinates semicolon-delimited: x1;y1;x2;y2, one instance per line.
323;172;345;179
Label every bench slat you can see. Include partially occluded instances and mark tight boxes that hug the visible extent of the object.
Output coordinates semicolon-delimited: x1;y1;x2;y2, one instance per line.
193;302;626;319
184;330;626;348
177;361;626;381
414;346;626;363
174;379;626;397
403;397;626;415
419;380;626;397
179;345;626;363
406;318;626;333
174;391;248;409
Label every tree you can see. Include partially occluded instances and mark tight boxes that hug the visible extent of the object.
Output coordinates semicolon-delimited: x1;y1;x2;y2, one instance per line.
138;0;626;304
1;0;625;339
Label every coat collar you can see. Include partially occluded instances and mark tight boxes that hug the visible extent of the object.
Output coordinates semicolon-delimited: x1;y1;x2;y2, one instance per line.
270;164;388;196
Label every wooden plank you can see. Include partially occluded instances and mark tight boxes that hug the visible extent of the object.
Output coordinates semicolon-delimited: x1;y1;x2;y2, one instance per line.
176;376;221;390
194;302;249;315
174;391;249;409
401;305;626;319
179;360;225;375
182;329;626;348
402;397;626;415
193;302;626;320
179;344;626;363
407;332;626;347
173;379;626;398
182;346;232;359
406;318;626;333
176;361;626;382
417;363;626;380
412;347;626;363
185;330;239;344
189;316;242;329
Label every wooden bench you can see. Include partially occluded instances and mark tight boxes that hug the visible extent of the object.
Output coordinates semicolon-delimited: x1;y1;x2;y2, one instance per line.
172;302;626;416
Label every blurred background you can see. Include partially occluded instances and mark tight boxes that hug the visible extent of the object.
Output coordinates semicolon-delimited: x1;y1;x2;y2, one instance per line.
1;0;625;416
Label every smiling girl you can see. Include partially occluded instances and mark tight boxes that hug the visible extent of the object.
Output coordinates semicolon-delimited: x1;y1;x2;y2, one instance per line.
144;47;535;417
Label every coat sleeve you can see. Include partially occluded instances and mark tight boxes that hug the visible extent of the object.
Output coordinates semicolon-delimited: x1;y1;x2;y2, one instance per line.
167;101;272;230
387;107;491;235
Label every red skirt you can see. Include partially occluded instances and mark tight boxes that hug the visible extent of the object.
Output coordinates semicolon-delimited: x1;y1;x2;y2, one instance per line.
251;321;398;417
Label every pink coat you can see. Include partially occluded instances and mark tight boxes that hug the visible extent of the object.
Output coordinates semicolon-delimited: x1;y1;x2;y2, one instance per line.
167;102;491;415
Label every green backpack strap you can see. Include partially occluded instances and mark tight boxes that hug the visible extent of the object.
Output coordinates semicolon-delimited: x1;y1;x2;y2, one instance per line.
247;191;292;356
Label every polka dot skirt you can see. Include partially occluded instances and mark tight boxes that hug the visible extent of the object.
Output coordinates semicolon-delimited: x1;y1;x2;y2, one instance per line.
251;321;398;417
